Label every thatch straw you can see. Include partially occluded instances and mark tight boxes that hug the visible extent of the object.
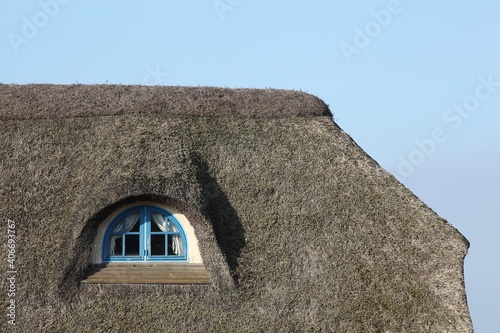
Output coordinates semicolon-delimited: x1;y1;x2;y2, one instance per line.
0;85;472;332
0;84;330;120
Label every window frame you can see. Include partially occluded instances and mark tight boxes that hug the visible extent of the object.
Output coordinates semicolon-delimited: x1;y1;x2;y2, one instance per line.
102;205;188;263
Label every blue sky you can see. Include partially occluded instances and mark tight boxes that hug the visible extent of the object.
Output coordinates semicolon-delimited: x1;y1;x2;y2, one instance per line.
2;1;499;330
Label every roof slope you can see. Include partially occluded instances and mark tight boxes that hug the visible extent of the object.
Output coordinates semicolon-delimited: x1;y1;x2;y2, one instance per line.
0;85;472;332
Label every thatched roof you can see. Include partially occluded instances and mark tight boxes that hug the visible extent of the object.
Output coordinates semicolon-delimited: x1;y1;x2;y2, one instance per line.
0;84;330;120
0;84;472;332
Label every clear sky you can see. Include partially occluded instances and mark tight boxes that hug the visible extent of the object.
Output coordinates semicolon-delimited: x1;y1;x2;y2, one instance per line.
2;1;499;331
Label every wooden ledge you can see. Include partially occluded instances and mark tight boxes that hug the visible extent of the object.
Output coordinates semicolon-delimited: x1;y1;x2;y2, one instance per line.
81;263;211;284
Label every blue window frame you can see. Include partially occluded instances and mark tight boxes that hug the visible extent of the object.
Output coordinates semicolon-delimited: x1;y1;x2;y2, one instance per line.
103;205;187;262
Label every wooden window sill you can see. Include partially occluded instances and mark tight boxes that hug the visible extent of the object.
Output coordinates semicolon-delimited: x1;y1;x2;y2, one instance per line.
81;262;211;284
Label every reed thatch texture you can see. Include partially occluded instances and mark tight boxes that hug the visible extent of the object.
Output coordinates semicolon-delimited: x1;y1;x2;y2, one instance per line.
0;84;330;120
0;84;472;332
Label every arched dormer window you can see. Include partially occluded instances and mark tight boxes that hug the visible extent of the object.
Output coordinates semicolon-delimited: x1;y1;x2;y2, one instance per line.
83;203;210;284
103;205;187;262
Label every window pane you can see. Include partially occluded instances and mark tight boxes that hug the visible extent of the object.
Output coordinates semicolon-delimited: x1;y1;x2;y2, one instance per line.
123;212;140;232
124;234;140;256
151;234;166;256
151;220;162;232
111;235;123;256
168;234;182;255
151;213;167;232
129;219;140;232
112;220;123;232
168;219;178;232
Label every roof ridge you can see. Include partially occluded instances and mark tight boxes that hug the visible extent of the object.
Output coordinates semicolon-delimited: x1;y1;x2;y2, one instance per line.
0;84;332;120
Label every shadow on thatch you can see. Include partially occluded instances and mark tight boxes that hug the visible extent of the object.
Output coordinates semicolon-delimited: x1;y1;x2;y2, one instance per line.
191;152;246;284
